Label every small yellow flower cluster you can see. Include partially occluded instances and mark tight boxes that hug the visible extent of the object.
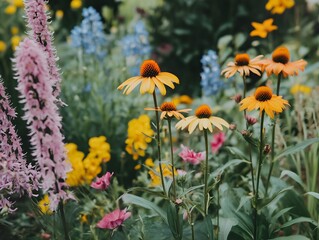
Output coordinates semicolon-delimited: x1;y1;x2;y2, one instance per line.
4;0;24;15
266;0;295;14
38;195;52;215
0;41;6;53
55;10;64;19
70;0;82;9
290;84;312;95
125;115;154;160
149;164;176;186
66;136;111;186
172;95;193;106
134;157;155;170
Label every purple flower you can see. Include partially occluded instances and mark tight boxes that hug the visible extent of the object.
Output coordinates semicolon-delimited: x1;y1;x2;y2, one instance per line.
0;79;39;213
90;172;113;190
178;144;205;165
25;0;62;98
14;38;72;211
97;208;131;229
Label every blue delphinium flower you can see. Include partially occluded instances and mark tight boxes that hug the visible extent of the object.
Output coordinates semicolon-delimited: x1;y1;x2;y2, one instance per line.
200;50;224;96
70;7;107;59
120;20;151;75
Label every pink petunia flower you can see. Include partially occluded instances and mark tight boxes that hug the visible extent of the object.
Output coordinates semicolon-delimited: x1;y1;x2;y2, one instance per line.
90;172;113;190
178;145;205;165
97;208;131;229
210;132;226;154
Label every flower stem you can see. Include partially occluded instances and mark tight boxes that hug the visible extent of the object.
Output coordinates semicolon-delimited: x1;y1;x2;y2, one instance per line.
216;180;220;240
203;130;209;215
265;73;282;195
152;92;167;196
242;75;247;98
167;119;176;200
254;110;265;240
59;201;70;240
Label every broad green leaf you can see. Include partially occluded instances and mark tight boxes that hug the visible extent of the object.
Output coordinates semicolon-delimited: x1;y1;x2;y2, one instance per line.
275;138;319;161
269;235;310;240
305;192;319;200
280;170;304;187
225;147;248;160
260;186;293;210
180;184;204;197
121;193;168;224
217;35;233;50
219;218;238;240
234;33;246;49
167;203;183;240
279;217;317;229
209;159;248;180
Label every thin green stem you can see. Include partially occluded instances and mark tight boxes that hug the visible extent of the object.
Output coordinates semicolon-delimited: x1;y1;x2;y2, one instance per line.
152;92;167;196
59;201;70;240
254;111;265;240
167;119;176;199
242;75;247;98
203;130;209;215
265;73;282;194
249;148;256;196
216;181;220;240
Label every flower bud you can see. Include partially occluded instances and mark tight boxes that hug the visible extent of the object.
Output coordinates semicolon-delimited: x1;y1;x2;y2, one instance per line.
263;144;271;155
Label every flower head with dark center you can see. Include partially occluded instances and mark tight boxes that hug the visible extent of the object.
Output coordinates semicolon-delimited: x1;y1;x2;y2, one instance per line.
221;53;263;78
239;86;289;118
260;46;307;77
145;101;191;120
176;104;229;134
118;59;179;95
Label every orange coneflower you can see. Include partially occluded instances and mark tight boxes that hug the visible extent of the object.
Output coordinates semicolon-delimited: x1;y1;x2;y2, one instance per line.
239;86;289;119
221;53;263;78
175;104;229;134
117;60;179;95
145;102;191;120
261;46;307;77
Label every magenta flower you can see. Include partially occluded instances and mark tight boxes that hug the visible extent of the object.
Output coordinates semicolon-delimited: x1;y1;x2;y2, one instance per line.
90;172;113;190
210;132;226;154
14;38;71;211
25;0;62;98
178;144;205;165
0;79;39;212
97;208;131;229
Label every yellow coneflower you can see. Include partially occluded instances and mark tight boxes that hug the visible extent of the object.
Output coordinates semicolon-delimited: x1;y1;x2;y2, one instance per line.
118;60;179;95
175;104;229;134
239;86;289;119
260;46;307;78
250;18;277;38
221;53;263;78
145;102;191;120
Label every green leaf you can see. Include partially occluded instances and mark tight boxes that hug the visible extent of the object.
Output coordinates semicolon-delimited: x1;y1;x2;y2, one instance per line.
167;203;183;240
180;184;204;197
219;218;238;240
209;159;248;181
203;216;214;240
234;33;246;49
280;170;304;187
217;35;233;50
269;235;310;240
275;138;319;161
121;194;168;224
305;192;319;200
260;186;293;210
279;217;317;229
225;147;248;160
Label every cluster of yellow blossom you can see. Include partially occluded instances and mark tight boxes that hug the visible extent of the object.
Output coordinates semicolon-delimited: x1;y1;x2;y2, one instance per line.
172;95;193;106
266;0;295;14
134;157;155;170
148;164;177;186
290;84;312;95
66;136;111;186
38;195;52;214
4;0;24;15
71;0;82;10
125;115;154;160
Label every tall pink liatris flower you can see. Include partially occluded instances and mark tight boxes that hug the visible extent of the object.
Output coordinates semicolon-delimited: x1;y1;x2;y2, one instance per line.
0;79;39;213
24;0;62;98
178;144;205;165
210;132;226;154
14;38;72;211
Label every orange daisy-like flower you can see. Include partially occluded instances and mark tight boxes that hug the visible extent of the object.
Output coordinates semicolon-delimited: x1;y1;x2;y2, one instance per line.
260;46;307;77
117;60;179;95
221;53;263;78
145;102;191;120
175;104;229;134
239;86;289;119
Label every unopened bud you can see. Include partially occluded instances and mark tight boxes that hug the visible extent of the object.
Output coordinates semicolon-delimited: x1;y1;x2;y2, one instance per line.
263;144;271;154
241;130;251;137
231;94;242;104
229;124;237;130
246;115;258;125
